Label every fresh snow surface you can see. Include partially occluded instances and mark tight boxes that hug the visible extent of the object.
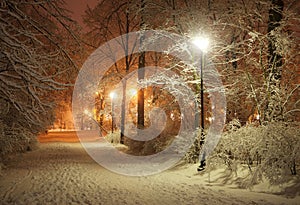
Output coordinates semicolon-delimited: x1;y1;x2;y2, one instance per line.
0;132;299;205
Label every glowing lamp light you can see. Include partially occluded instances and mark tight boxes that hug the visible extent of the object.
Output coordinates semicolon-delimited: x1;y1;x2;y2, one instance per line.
109;92;116;99
207;116;215;123
84;109;92;117
192;37;209;52
129;89;137;96
256;114;260;120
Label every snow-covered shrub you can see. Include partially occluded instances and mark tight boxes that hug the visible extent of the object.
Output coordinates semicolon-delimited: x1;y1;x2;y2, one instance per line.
123;112;181;155
254;122;300;184
0;101;40;160
183;129;205;163
0;121;38;161
125;132;175;156
105;131;121;144
225;118;241;132
141;135;171;155
210;121;300;186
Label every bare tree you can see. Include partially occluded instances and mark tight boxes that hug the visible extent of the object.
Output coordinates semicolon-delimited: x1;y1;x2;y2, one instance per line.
137;0;146;130
84;0;154;143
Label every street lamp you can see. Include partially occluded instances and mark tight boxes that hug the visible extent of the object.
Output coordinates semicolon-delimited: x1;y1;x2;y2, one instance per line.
84;109;93;117
109;92;116;133
192;36;209;171
192;37;209;52
129;88;137;96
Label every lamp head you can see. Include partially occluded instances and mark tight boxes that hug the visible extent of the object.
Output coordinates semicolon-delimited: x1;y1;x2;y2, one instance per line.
129;89;137;96
192;37;209;52
109;92;116;99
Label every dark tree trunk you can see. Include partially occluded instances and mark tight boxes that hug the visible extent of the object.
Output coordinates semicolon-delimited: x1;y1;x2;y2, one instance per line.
137;59;145;129
268;0;283;72
265;0;284;122
137;0;145;129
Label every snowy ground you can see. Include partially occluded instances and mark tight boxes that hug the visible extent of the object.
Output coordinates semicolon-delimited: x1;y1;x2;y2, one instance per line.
0;132;299;205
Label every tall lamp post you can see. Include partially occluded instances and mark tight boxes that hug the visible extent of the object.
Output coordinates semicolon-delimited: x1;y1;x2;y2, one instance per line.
192;36;209;171
109;92;116;133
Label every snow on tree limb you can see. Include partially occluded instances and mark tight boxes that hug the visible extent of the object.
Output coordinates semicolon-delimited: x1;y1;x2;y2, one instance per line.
0;0;79;132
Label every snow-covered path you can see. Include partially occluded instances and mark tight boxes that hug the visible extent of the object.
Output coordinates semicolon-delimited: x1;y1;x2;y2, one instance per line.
0;140;299;205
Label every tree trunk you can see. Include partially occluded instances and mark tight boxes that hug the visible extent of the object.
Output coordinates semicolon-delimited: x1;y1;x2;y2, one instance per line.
120;9;130;144
265;0;284;122
120;80;127;144
137;0;145;129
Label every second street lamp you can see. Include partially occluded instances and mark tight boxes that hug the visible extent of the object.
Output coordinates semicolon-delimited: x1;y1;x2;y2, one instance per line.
192;36;209;171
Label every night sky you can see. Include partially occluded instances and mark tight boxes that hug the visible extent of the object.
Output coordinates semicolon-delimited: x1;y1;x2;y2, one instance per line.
65;0;98;27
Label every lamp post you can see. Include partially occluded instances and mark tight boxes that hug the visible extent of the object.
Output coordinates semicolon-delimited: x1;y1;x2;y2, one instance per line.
109;92;116;133
192;36;209;171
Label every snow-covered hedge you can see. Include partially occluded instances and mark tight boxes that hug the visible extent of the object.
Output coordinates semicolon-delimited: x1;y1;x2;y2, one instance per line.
210;121;300;186
105;131;121;144
0;121;38;162
183;129;204;163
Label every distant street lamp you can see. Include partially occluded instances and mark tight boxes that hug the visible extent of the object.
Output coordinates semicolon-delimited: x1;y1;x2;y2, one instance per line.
192;36;209;171
84;109;90;116
109;92;116;133
129;88;137;96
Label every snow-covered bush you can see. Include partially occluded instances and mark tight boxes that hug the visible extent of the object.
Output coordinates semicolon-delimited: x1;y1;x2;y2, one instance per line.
141;132;176;155
210;121;300;186
0;121;38;161
254;122;300;184
124;132;175;156
105;131;121;144
183;129;205;163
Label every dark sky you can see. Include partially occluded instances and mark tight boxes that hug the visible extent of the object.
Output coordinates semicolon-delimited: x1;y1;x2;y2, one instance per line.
65;0;98;27
64;0;300;37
